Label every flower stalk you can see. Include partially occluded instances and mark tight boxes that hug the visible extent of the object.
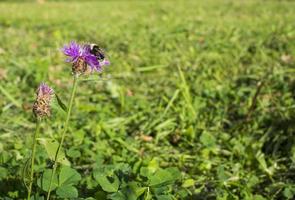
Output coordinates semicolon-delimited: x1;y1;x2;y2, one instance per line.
27;118;41;200
46;76;79;200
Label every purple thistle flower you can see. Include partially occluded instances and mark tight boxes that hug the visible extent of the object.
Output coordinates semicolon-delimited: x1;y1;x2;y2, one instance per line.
33;83;54;117
61;41;110;75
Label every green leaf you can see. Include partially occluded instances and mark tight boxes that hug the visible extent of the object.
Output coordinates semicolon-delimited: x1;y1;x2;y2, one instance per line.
0;166;8;180
256;152;273;175
108;191;125;200
156;195;173;200
67;148;81;158
217;165;228;182
37;169;58;192
127;182;146;200
38;138;70;165
59;166;81;186
94;173;119;193
140;167;153;178
56;185;78;198
283;187;295;199
166;167;181;179
150;171;169;186
182;179;195;188
253;195;267;200
140;159;159;178
113;138;139;154
247;175;259;188
55;93;67;112
200;131;216;147
149;167;181;187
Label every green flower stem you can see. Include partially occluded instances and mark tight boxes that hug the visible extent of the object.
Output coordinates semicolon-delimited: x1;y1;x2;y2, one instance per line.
27;118;41;200
46;76;79;200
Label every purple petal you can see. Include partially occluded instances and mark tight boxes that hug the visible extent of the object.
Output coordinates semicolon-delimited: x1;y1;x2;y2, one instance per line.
84;55;99;69
61;41;82;62
100;59;110;66
37;82;54;96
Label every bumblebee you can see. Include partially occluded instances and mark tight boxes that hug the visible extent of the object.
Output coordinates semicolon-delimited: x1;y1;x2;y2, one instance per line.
89;44;106;61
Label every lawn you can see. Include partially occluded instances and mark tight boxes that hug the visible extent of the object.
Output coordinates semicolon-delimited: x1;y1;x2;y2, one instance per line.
0;0;295;199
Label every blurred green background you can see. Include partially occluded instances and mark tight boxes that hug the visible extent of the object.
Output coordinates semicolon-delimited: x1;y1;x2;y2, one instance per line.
0;0;295;199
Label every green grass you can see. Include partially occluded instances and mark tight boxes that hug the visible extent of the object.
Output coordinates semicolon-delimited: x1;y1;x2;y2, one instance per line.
0;0;295;199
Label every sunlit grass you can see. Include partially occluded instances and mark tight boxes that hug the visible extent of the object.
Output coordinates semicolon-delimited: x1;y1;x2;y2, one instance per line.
0;0;294;199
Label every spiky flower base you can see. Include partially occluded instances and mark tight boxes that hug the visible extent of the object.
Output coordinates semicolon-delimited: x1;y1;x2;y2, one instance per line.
72;57;87;75
32;83;54;118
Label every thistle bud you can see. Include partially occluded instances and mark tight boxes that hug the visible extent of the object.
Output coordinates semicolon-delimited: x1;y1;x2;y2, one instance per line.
33;83;54;118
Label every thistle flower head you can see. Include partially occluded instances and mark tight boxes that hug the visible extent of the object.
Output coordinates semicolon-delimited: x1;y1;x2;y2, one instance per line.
61;41;110;75
33;83;54;118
